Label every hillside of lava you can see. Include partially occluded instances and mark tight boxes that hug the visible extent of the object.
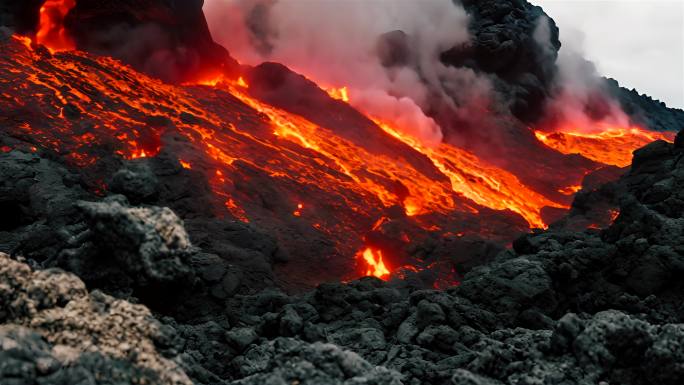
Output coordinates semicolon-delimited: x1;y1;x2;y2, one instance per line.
0;20;678;290
4;0;684;384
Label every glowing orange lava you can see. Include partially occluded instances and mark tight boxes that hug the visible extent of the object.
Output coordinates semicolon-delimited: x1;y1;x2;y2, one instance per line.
293;203;303;217
236;76;249;88
373;120;567;228
535;125;675;168
609;209;620;222
36;0;76;53
5;33;664;285
558;185;582;195
358;247;390;280
325;86;349;102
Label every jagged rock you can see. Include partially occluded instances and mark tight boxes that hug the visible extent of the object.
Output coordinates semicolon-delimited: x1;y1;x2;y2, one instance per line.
109;161;160;204
225;327;258;352
2;1;684;384
451;369;503;385
231;338;403;385
0;254;87;323
442;0;560;122
0;253;193;385
76;196;193;283
605;78;684;133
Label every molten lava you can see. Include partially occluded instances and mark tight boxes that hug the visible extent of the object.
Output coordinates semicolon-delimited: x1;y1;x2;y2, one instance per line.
535;125;675;168
293;203;303;217
358;247;390;280
558;185;582;195
325;86;350;102
1;32;673;285
36;0;76;53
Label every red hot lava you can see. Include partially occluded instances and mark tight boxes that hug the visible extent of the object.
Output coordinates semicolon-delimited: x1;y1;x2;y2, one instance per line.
36;0;76;53
2;7;677;285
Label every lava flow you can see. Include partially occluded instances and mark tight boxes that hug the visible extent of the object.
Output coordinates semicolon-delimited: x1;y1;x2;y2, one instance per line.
535;125;676;168
358;247;390;280
36;0;76;53
1;24;675;285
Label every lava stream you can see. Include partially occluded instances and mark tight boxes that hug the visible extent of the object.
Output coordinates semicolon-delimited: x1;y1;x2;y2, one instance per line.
535;125;675;168
36;0;76;53
358;247;390;280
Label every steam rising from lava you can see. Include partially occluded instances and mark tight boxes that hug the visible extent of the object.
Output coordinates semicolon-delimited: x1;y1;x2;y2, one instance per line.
534;16;632;134
204;0;488;146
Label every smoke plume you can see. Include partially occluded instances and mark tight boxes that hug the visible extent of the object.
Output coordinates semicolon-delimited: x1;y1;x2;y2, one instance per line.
204;0;489;146
535;16;631;133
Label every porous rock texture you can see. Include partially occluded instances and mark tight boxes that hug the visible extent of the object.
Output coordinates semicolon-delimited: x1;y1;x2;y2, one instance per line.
0;253;192;385
444;0;560;123
1;0;684;384
3;133;684;384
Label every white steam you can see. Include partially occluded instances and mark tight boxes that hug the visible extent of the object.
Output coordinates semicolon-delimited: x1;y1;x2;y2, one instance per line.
204;0;483;146
535;16;630;133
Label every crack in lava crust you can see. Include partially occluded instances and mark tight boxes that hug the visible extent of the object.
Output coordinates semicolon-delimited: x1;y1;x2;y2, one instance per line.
2;34;669;285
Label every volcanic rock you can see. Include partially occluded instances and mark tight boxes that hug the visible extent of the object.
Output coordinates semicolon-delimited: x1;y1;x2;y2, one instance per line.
108;161;160;204
2;1;684;384
0;253;192;385
76;196;194;284
231;338;403;385
443;0;560;122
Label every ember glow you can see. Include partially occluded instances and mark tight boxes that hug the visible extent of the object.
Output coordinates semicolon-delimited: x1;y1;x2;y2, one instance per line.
358;247;390;280
558;185;582;195
36;0;76;53
535;125;676;168
325;86;350;102
2;26;674;284
293;203;303;217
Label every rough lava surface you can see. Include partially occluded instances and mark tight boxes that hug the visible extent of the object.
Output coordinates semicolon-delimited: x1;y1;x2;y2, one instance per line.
2;0;684;384
3;130;684;385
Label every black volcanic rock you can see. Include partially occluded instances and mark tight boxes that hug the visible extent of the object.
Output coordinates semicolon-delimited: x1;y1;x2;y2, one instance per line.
8;132;684;384
0;0;43;34
0;253;193;385
65;0;239;83
0;0;238;83
605;77;684;132
76;195;195;284
443;0;560;122
232;338;403;385
3;1;684;384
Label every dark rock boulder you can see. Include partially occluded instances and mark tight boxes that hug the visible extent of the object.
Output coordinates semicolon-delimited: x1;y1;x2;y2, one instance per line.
0;253;193;385
231;337;403;385
65;0;239;83
443;0;560;122
76;195;194;284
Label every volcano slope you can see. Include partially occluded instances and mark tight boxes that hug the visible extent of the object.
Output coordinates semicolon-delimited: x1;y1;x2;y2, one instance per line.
1;28;684;382
2;1;684;384
3;125;684;385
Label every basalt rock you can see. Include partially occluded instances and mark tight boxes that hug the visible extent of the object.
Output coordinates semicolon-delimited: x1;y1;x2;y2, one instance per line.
0;253;193;385
4;123;684;385
76;196;194;284
443;0;560;122
232;338;403;385
2;1;684;384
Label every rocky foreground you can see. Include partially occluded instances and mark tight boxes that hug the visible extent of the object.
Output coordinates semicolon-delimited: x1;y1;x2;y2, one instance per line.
2;0;684;382
3;129;684;384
